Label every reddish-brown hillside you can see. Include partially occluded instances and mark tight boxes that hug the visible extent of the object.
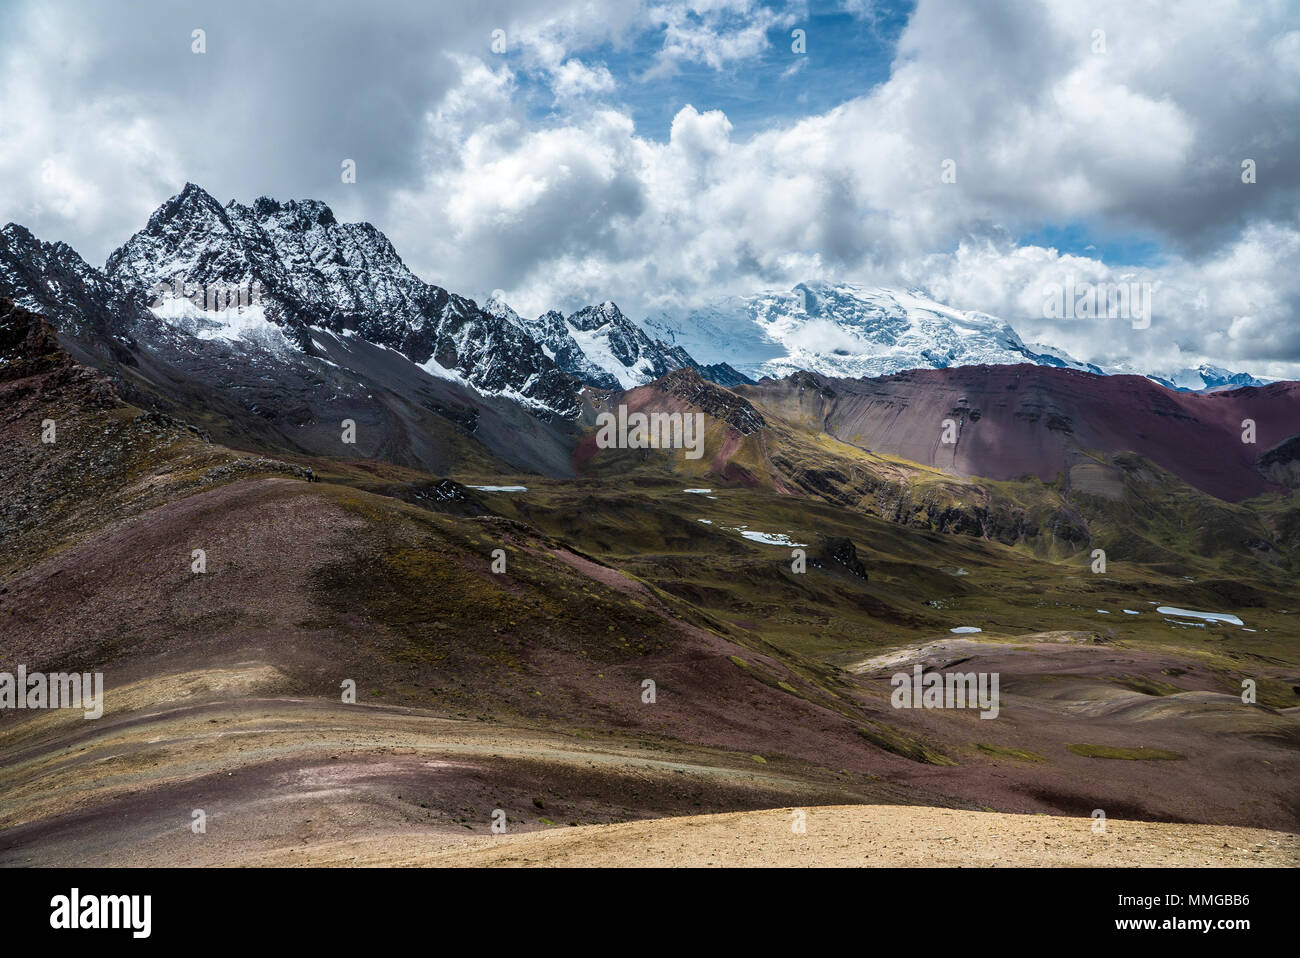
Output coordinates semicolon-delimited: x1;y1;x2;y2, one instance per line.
744;365;1300;502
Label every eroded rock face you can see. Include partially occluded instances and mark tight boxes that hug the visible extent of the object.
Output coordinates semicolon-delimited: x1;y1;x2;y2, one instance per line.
0;298;115;407
0;297;62;368
652;368;766;435
1256;434;1300;487
814;536;867;580
0;226;152;347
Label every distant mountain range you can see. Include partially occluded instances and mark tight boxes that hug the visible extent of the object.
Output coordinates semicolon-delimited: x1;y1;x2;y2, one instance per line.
643;281;1271;392
643;283;1100;380
1113;362;1271;393
0;184;1275;445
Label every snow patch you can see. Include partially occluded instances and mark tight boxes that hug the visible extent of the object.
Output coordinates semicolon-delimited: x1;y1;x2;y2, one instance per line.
738;531;807;547
151;296;291;352
1155;607;1244;626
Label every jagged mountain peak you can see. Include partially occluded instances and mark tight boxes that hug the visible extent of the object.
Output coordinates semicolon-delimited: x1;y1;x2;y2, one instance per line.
567;300;627;331
110;185;410;296
243;194;336;226
2;222;36;243
90;186;583;416
150;182;230;228
482;293;523;327
479;292;750;391
559;298;744;389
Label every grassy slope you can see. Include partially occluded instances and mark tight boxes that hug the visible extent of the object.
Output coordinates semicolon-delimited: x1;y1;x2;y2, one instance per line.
4;347;1297;845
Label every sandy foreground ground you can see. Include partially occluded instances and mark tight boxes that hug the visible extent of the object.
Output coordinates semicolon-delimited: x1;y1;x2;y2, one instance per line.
250;805;1299;867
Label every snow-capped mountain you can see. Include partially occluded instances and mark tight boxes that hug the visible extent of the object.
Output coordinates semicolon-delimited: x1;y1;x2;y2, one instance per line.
642;282;1104;381
1021;341;1106;375
486;294;751;390
104;183;581;417
565;301;684;390
484;296;623;390
641;281;1280;392
3;183;757;430
1142;364;1272;393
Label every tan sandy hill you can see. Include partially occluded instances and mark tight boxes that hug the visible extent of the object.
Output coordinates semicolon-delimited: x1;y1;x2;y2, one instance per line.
258;805;1298;868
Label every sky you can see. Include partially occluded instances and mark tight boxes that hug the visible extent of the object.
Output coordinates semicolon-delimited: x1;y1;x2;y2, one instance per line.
1;0;1298;377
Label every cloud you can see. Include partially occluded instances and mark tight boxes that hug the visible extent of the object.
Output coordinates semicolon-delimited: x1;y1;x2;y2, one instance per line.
908;232;1300;380
0;0;593;260
551;58;618;99
644;0;799;75
1;0;1297;377
0;5;185;257
387;0;1300;376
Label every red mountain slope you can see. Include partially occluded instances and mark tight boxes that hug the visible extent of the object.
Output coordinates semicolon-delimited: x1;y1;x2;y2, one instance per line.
744;365;1300;502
